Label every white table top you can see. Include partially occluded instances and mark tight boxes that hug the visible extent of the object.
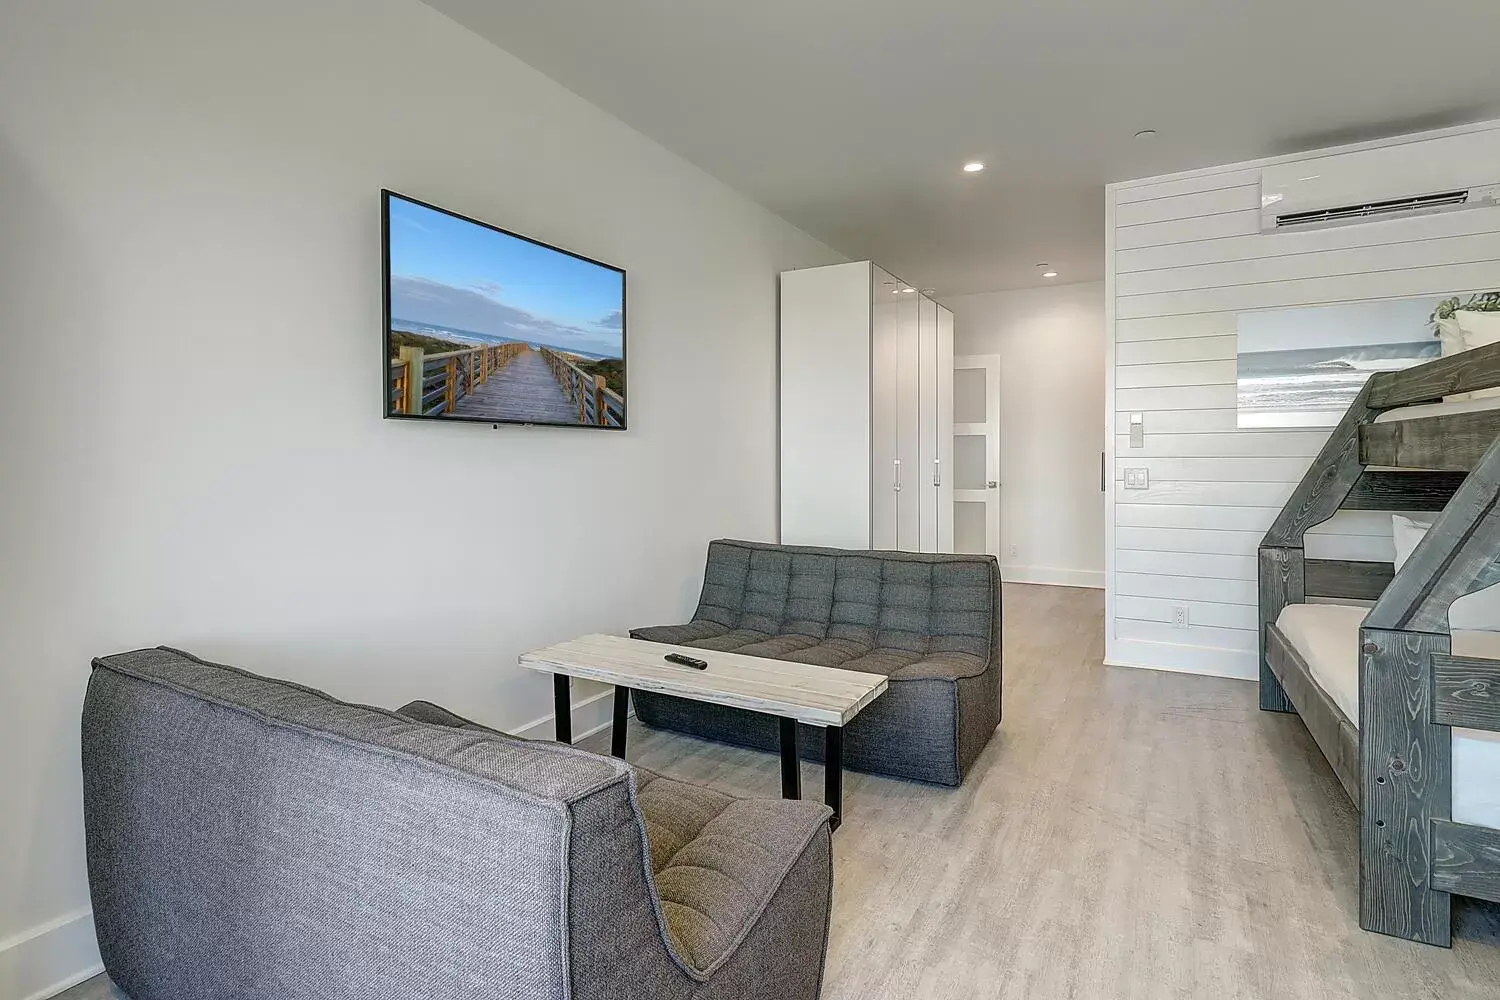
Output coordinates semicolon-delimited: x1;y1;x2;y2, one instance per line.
518;633;889;727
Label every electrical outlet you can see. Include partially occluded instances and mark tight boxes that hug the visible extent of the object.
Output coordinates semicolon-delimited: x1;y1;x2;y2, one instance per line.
1172;606;1190;630
1123;468;1149;490
1007;543;1018;559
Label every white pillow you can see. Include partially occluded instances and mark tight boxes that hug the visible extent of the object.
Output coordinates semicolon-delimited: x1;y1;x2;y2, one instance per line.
1391;513;1500;630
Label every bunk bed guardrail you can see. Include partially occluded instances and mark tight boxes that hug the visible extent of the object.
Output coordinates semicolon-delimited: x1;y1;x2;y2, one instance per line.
1258;338;1500;948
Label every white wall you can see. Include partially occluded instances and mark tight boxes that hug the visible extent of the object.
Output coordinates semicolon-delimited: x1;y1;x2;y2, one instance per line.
1104;120;1500;681
0;2;841;996
948;282;1106;588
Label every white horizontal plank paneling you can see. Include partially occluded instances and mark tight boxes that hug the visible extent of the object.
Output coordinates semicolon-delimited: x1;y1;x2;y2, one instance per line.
1113;184;1261;228
1117;231;1500;297
1116;208;1500;275
1116;384;1237;412
1116;549;1255;580
1115;572;1258;606
1113;409;1239;433
1113;169;1262;206
1115;618;1256;653
1117;260;1500;320
1116;596;1258;631
1114;480;1294;507
1115;431;1325;458
1115;210;1260;251
1116;335;1237;366
1119;525;1390;561
1114;457;1309;482
1115;361;1236;389
1118;526;1262;556
1117;504;1276;532
1115;312;1239;344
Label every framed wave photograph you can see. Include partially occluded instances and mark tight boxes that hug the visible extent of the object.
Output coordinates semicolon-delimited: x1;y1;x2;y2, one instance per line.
382;191;626;429
1235;297;1446;429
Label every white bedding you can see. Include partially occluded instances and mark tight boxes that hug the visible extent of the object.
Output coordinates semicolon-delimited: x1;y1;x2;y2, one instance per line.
1275;602;1500;828
1372;395;1500;423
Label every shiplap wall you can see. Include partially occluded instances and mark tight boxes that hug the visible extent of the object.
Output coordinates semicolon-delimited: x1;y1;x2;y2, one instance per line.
1104;120;1500;680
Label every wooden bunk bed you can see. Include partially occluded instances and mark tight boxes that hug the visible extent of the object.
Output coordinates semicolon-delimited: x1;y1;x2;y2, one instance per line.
1260;340;1500;948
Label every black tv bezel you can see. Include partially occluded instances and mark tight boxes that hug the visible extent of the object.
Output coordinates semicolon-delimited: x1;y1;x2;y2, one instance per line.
381;189;628;431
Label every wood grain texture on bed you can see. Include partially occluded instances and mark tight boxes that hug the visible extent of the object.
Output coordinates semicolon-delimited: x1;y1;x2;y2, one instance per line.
1360;410;1500;472
1263;382;1382;548
1433;820;1500;905
1258;547;1303;712
1370;341;1500;409
1305;558;1395;601
1432;654;1500;731
1265;623;1360;804
1344;470;1469;511
1359;626;1454;946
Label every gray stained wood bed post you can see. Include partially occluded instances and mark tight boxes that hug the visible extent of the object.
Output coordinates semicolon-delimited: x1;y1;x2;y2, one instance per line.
1360;432;1500;946
1259;381;1383;712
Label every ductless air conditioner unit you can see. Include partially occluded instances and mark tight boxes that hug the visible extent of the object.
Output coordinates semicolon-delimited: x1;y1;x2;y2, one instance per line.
1261;130;1500;233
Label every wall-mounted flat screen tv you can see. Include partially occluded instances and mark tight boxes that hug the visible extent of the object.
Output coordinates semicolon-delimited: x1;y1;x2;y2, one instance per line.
383;191;626;429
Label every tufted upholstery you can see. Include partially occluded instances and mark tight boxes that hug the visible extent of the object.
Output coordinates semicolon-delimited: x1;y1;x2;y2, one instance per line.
633;539;1002;785
82;649;831;1000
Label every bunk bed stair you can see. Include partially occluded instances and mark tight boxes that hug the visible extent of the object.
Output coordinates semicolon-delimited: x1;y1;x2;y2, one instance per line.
1259;339;1500;949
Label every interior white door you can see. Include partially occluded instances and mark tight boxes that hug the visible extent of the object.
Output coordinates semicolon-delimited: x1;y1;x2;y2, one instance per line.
952;354;1001;558
917;295;939;552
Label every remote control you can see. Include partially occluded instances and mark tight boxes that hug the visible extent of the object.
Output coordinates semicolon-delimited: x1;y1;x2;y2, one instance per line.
664;653;708;670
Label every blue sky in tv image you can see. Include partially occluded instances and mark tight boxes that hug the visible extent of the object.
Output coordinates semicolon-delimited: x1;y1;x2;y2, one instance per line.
387;195;624;361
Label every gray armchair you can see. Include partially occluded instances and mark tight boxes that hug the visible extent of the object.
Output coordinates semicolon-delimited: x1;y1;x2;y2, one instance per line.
82;647;832;1000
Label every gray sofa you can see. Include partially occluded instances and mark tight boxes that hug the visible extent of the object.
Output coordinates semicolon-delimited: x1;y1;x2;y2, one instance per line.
631;539;1002;786
82;647;832;1000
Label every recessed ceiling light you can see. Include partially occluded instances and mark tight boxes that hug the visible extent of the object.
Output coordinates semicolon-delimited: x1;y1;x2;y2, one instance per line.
1134;129;1158;139
1042;271;1059;278
1037;263;1059;278
963;161;985;173
901;287;916;293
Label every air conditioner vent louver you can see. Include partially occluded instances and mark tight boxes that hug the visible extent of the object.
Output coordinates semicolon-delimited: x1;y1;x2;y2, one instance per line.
1275;190;1471;229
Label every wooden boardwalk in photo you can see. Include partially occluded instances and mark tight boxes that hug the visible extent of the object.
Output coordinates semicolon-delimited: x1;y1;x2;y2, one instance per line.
452;347;579;424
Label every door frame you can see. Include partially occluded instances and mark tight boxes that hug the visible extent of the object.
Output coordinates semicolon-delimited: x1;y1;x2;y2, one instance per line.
952;353;1001;558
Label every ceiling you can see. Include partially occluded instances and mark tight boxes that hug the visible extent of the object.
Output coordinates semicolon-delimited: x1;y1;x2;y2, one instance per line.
425;0;1500;296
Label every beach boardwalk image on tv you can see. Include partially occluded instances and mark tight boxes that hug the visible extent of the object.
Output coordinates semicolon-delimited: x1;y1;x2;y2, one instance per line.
386;194;625;427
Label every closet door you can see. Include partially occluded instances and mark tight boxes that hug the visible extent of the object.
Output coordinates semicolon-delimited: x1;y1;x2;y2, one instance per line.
871;267;903;549
895;287;921;550
917;295;940;552
936;304;955;552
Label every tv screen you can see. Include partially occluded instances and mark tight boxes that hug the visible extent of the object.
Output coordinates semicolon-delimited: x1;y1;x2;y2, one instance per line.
383;191;626;429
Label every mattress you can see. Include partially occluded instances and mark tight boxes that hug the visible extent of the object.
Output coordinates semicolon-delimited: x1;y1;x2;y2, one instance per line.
1275;602;1500;829
1373;394;1500;423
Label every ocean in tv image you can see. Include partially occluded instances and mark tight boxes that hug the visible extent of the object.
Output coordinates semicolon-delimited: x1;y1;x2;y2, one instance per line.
385;193;626;427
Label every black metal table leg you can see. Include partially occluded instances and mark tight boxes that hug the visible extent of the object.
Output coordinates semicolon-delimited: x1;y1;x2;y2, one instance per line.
553;674;572;744
779;717;801;799
611;686;630;759
825;725;843;831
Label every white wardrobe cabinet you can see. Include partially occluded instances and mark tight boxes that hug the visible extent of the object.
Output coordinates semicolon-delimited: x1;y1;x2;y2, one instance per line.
780;261;954;552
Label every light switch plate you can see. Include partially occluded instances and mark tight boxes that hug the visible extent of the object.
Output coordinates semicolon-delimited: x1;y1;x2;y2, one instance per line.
1129;412;1145;448
1123;468;1149;490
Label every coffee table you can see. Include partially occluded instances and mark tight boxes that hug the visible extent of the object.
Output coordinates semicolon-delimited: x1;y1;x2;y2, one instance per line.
519;634;888;829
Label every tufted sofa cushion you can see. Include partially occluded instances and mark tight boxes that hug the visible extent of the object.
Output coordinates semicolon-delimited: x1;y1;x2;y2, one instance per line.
395;700;831;977
632;539;1002;786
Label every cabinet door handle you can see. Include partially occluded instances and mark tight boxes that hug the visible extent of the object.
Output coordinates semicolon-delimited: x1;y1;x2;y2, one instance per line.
893;458;902;492
933;458;941;487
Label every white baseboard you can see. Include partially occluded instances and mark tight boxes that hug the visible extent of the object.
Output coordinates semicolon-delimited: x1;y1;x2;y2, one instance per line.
1001;565;1105;590
0;907;102;1000
1104;637;1257;682
511;688;626;742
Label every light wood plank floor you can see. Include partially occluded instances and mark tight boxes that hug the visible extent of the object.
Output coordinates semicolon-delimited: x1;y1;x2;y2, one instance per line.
62;584;1500;999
